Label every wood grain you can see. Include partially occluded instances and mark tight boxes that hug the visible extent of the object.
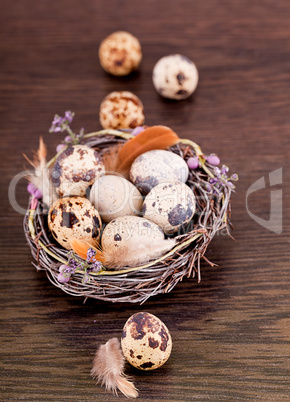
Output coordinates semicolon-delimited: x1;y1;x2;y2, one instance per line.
1;0;290;400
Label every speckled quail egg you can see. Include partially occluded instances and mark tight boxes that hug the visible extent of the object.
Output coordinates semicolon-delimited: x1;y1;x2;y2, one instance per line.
121;312;172;371
101;215;164;250
90;175;143;223
51;145;105;197
152;54;199;100
99;91;145;129
99;31;142;76
143;181;196;234
130;149;189;195
48;196;102;250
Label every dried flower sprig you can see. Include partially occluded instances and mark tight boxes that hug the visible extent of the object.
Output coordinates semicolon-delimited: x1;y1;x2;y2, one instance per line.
49;110;84;146
58;247;103;284
207;165;238;195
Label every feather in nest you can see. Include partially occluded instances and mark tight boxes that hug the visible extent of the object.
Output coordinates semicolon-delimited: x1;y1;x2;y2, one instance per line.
24;137;57;208
69;236;176;269
102;125;180;177
91;337;138;398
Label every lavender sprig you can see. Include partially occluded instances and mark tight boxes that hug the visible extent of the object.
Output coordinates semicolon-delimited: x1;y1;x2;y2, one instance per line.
207;165;238;195
57;248;103;284
49;111;84;147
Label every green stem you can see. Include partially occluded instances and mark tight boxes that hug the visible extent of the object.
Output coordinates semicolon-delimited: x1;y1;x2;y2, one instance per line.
67;126;76;143
84;129;134;140
179;138;203;156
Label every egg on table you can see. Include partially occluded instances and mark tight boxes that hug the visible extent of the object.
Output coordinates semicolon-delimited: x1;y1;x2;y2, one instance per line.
51;145;105;197
152;54;199;100
48;196;102;250
142;181;196;234
99;31;142;76
130;149;189;195
90;175;143;223
121;312;172;371
99;91;145;129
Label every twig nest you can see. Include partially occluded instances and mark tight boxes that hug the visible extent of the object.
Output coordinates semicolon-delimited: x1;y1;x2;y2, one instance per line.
89;175;143;223
152;54;199;100
143;181;196;234
99;91;145;129
48;196;102;250
51;145;105;197
130;149;189;195
99;31;142;76
121;312;172;370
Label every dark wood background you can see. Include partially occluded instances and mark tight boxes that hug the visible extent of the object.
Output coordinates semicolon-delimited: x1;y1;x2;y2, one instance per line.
1;0;290;400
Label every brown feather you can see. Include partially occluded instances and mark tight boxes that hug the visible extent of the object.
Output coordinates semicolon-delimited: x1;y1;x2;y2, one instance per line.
91;338;138;398
118;125;180;174
103;126;180;176
102;143;123;174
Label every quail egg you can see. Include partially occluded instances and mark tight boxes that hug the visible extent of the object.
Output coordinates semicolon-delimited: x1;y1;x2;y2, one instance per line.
90;175;143;223
48;196;102;250
99;31;142;76
101;215;164;250
130;149;189;195
153;54;198;100
51;145;105;197
143;181;196;234
99;91;145;129
121;312;172;371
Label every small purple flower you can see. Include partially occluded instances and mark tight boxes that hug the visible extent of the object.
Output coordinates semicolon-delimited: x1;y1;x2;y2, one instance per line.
57;273;70;283
52;115;63;126
207;165;238;195
49;111;75;134
131;126;145;136
87;248;96;262
206;154;220;166
68;258;79;270
64;111;74;123
59;264;71;275
64;135;72;143
56;144;66;153
187;156;199;170
27;183;42;199
92;260;102;273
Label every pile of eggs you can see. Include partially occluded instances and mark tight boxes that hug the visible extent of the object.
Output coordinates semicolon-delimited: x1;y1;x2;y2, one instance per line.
48;143;197;264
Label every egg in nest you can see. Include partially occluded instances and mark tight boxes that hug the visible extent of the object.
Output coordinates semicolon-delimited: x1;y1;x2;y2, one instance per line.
143;181;196;234
101;215;175;268
130;149;189;195
121;312;172;370
48;196;102;250
90;175;143;223
51;145;105;197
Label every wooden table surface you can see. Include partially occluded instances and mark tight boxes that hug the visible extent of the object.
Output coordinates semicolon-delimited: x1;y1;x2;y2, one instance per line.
1;1;290;400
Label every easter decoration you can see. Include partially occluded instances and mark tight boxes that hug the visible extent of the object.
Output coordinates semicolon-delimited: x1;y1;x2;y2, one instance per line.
24;110;238;303
91;312;172;398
